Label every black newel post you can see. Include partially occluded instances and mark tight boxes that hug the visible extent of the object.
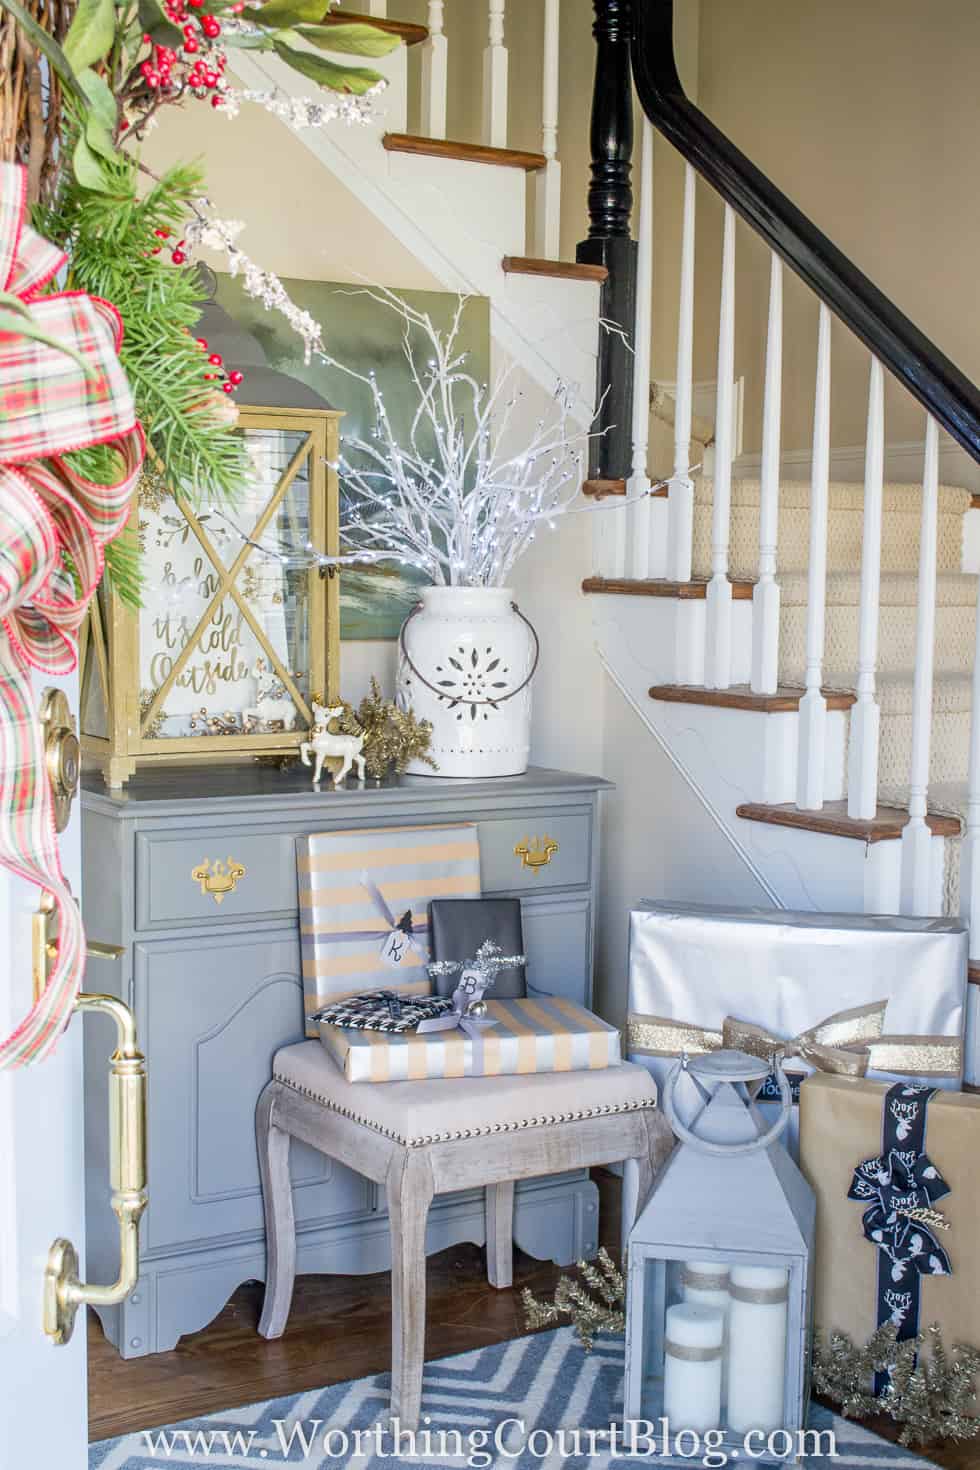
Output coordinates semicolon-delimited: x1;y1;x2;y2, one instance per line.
577;0;637;483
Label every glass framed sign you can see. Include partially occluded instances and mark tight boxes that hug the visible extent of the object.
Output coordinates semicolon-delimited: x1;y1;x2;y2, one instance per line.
81;405;341;787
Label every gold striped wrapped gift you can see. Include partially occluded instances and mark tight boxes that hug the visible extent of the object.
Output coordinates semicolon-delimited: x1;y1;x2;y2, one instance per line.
317;996;622;1082
298;823;481;1036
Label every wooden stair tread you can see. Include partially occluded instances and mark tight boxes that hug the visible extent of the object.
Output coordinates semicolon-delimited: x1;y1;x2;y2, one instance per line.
383;135;547;171
582;575;755;601
582;478;626;499
503;256;608;283
649;683;856;714
736;800;961;842
326;10;428;44
969;964;980;988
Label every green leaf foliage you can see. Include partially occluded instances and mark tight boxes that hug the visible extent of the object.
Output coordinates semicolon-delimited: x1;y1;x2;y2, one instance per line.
271;39;384;93
137;0;184;46
293;21;401;57
63;0;116;70
72;133;112;192
40;154;248;511
77;67;118;131
240;0;326;26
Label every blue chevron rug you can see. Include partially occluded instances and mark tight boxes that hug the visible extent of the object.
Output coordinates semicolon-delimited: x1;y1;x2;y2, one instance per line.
89;1327;938;1469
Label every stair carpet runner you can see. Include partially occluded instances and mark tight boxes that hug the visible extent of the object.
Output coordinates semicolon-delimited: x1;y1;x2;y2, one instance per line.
689;474;975;908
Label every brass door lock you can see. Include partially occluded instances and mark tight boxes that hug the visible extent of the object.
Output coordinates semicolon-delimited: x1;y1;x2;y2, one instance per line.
39;687;80;834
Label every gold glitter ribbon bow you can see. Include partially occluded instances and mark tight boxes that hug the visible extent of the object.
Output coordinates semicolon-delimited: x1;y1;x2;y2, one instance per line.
627;999;962;1078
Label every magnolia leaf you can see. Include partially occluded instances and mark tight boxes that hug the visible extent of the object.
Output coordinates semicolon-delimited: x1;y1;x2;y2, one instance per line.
294;21;401;57
77;65;118;129
85;114;119;163
0;0;87;101
63;0;116;69
0;308;91;374
72;132;113;192
137;0;183;46
271;39;384;94
241;0;325;26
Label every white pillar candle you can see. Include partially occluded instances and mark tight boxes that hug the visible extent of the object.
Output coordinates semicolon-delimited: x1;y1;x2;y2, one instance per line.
663;1303;724;1434
726;1265;789;1435
682;1262;731;1402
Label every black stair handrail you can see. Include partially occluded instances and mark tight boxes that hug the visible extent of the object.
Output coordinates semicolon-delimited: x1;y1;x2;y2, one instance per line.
631;0;980;465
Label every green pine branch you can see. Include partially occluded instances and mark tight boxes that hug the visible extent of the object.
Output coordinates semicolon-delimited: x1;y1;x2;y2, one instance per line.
39;150;248;515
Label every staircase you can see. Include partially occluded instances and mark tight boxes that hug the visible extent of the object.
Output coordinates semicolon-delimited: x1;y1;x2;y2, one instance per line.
187;0;980;1079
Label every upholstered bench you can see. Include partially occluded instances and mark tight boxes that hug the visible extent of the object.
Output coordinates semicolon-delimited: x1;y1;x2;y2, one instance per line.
256;1041;672;1427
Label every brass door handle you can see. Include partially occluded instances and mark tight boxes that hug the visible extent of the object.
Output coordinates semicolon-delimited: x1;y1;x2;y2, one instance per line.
32;889;124;1004
44;992;147;1346
514;835;559;873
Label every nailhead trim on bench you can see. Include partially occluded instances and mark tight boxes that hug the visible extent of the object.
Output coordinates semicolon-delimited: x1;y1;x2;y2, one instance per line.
273;1075;657;1149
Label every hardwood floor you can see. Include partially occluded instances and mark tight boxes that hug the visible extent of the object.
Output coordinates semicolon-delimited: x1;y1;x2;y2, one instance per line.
88;1173;979;1468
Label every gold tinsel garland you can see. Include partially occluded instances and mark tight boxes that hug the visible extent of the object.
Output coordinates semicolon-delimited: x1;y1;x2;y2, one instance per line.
335;676;436;781
522;1247;625;1352
813;1322;980;1448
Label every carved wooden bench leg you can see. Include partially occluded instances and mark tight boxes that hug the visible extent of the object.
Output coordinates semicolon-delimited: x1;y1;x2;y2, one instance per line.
386;1149;434;1430
256;1084;297;1340
485;1181;514;1288
622;1107;675;1257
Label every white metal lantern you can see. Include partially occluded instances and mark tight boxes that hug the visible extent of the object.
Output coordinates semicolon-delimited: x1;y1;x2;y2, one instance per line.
624;1050;815;1465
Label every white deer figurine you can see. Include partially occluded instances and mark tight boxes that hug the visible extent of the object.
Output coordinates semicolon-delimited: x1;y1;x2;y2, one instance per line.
244;658;296;732
300;700;367;787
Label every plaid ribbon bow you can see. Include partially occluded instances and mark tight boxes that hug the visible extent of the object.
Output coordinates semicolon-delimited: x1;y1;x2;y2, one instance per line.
0;163;145;1071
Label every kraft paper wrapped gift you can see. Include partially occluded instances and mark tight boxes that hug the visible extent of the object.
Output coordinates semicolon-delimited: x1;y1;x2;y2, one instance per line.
800;1074;980;1359
298;823;481;1036
626;902;968;1151
318;995;622;1082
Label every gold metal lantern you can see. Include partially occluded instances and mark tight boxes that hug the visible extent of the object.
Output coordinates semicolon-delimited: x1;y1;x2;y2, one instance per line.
80;403;341;787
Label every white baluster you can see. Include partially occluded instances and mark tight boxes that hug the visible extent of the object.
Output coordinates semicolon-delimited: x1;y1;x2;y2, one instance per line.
483;0;508;149
750;253;783;694
705;203;736;688
959;578;980;959
366;0;388;14
420;1;448;140
847;357;885;819
666;162;696;583
901;417;941;913
796;304;832;810
628;118;654;579
533;0;561;258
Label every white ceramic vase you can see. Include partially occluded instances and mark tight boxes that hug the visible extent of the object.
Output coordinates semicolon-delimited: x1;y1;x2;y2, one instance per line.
397;585;536;777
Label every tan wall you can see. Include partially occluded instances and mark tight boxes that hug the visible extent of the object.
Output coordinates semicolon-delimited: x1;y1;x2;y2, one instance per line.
693;0;980;454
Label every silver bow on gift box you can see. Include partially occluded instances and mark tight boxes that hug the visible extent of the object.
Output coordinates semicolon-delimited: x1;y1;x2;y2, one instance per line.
421;940;526;1038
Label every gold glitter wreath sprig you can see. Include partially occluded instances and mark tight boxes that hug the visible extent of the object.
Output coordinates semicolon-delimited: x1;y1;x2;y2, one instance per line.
813;1322;980;1447
335;677;437;781
522;1247;625;1352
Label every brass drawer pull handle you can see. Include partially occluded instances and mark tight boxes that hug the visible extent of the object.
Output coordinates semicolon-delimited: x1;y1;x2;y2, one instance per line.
191;857;246;904
44;993;147;1345
514;835;559;873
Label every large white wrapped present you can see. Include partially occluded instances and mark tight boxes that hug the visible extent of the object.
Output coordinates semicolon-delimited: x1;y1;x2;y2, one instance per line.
627;901;968;1152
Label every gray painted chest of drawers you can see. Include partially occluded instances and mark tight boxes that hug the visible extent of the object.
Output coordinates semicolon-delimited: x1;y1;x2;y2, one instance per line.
81;765;610;1357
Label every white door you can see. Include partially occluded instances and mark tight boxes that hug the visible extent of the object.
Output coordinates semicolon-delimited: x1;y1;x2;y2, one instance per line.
0;669;88;1469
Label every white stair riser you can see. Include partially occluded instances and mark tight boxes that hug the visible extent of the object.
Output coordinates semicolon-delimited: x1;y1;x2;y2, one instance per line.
779;599;977;682
691;502;965;581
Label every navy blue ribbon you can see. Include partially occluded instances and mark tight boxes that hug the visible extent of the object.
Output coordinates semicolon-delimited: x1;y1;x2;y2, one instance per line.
848;1082;952;1394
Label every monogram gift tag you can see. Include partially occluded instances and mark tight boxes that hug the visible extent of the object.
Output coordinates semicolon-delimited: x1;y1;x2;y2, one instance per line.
380;929;410;968
379;910;417;969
